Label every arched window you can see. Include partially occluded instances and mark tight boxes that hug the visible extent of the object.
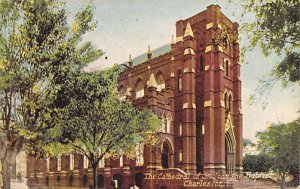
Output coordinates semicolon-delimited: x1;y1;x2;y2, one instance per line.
69;154;74;170
200;55;204;71
57;155;61;171
135;143;144;166
178;72;182;92
68;175;73;187
82;175;88;187
156;72;165;91
135;173;144;188
98;157;105;168
162;143;170;169
45;176;49;186
56;176;61;183
179;122;182;136
113;174;123;189
166;113;172;133
118;85;126;101
225;60;229;77
228;94;232;112
179;149;183;162
136;79;144;99
97;175;104;188
224;93;228;111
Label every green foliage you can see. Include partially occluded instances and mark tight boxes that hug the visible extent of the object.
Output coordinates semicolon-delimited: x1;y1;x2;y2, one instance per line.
0;0;101;188
243;138;255;147
256;118;300;188
243;154;273;172
42;65;160;160
239;0;300;107
39;65;160;189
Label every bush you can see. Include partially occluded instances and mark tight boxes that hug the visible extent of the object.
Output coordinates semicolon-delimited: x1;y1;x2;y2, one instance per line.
243;154;273;172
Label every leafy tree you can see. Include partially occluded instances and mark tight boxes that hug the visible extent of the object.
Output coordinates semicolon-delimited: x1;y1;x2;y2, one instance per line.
256;118;300;189
239;0;300;107
243;138;255;147
41;66;160;189
0;0;101;188
243;154;273;172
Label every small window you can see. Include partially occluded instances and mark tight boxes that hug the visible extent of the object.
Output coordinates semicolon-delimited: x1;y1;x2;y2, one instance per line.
136;80;144;99
178;72;182;92
224;93;228;111
156;72;165;91
57;155;61;171
179;122;182;136
228;94;232;112
70;154;74;171
200;55;204;71
135;143;144;166
179;149;183;162
225;60;229;77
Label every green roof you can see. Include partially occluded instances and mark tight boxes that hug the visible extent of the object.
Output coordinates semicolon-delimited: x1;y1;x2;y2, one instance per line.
127;44;171;66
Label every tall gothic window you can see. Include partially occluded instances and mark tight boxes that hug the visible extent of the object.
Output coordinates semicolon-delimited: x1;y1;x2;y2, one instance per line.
83;156;89;169
224;93;228;111
136;80;144;99
166;113;172;133
200;55;204;71
178;72;182;92
156;72;165;91
46;158;50;172
162;143;170;169
135;143;144;166
228;94;232;112
179;121;182;136
70;154;74;171
225;60;229;77
179;149;183;162
57;155;61;171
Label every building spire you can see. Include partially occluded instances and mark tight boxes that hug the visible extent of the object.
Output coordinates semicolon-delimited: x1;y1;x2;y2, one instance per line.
184;22;194;38
147;45;152;60
128;54;133;67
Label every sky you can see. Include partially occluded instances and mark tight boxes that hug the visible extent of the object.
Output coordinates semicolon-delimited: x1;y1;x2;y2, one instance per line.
66;0;299;142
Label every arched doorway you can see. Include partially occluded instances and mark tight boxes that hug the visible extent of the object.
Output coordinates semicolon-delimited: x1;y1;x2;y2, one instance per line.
135;173;144;188
68;175;73;187
113;174;122;189
45;176;49;186
161;140;173;169
97;174;104;188
82;175;88;187
225;118;236;175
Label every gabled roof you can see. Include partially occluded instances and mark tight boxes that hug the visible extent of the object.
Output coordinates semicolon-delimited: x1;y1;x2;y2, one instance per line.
125;44;171;66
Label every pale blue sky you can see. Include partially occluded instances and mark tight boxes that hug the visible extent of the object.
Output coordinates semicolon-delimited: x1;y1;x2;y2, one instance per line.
67;0;299;141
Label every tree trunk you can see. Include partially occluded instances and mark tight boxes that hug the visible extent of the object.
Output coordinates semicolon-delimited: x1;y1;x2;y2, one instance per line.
1;158;11;189
280;173;286;189
92;163;98;189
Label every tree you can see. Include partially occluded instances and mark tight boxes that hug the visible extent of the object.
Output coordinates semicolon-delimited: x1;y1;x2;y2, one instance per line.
239;0;300;107
0;1;101;188
243;154;273;172
41;66;160;189
256;118;300;189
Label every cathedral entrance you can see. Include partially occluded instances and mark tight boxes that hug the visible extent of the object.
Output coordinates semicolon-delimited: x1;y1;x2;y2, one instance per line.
161;139;173;169
225;125;236;175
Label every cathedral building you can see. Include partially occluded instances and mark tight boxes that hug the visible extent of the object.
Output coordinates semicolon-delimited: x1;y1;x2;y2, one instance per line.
27;4;242;189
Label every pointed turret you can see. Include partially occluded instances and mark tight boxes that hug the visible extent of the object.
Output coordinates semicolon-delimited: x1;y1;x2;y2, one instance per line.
147;45;152;60
128;54;133;67
184;22;194;38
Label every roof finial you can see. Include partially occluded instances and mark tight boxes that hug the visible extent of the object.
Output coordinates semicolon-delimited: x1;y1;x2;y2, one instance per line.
128;54;133;67
147;45;152;60
184;22;194;38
